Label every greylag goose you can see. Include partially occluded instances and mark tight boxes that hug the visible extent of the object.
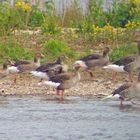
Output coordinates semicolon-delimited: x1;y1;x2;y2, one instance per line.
103;41;140;82
74;47;110;78
38;64;81;100
8;53;44;83
104;72;140;107
30;55;68;81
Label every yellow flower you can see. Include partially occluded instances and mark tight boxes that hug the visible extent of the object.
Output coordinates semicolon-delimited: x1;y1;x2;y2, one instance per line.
125;21;138;29
15;1;31;11
129;0;139;5
23;4;31;11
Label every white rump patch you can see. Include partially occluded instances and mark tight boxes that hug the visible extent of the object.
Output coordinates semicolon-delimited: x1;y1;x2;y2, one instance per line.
38;81;60;88
103;64;125;72
7;66;19;73
74;60;87;68
101;94;120;101
30;71;49;79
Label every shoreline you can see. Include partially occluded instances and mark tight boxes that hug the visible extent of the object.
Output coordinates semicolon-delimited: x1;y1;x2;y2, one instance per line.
0;69;135;97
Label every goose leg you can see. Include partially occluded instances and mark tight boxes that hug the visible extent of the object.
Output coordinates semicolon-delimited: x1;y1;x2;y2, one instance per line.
13;73;17;84
60;90;64;100
120;100;124;107
128;73;133;82
56;89;60;95
87;70;94;79
112;72;117;81
39;78;43;82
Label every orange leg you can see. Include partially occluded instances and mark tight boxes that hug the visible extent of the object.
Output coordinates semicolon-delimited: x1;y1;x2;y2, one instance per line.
56;89;60;95
120;100;124;107
60;90;64;101
39;78;43;82
87;70;94;79
128;73;133;82
13;73;17;84
112;72;117;81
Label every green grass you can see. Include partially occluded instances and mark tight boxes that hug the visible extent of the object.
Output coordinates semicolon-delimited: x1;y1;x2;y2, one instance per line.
42;39;76;60
109;42;138;62
0;38;32;63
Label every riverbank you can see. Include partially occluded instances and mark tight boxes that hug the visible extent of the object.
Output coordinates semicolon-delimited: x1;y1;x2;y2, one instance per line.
0;68;137;97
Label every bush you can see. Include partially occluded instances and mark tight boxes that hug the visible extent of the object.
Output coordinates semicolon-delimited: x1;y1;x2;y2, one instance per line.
109;43;137;62
0;38;31;63
41;16;60;35
0;2;24;36
43;39;74;60
28;6;45;27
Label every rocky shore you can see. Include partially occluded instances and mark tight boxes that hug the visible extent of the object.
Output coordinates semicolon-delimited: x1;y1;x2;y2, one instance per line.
0;68;137;98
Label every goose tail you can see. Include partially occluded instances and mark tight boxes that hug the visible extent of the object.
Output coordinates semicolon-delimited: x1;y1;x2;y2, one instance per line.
38;81;60;88
101;94;120;100
103;64;125;72
30;71;49;79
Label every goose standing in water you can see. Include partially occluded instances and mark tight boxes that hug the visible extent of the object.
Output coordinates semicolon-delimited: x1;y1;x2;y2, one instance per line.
105;72;140;107
103;41;140;82
74;47;110;78
38;63;81;100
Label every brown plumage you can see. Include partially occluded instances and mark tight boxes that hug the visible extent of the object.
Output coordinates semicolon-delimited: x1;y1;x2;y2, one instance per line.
39;66;81;100
9;53;44;83
30;55;68;82
16;53;44;73
112;72;140;106
74;47;110;78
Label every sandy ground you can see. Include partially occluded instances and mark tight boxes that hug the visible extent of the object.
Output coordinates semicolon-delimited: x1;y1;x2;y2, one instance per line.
0;68;138;98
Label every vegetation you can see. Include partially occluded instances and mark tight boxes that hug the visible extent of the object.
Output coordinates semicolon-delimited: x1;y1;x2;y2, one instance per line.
0;37;31;63
0;0;139;63
43;39;76;60
109;43;138;62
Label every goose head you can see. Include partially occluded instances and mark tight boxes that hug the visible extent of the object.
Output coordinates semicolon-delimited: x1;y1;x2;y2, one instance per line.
34;53;44;63
56;55;68;64
73;60;87;70
3;59;14;69
102;47;110;57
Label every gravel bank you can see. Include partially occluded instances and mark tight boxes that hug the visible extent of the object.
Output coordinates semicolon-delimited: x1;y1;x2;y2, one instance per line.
0;69;136;98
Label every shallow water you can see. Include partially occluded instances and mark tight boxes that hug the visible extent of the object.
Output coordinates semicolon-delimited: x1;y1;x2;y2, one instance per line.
0;95;140;140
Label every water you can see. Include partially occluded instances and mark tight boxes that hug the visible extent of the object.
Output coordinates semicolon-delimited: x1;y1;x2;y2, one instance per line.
0;95;140;140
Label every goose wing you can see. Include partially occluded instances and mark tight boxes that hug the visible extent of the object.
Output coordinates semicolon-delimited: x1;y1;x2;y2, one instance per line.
113;56;135;66
80;54;101;61
50;72;73;83
112;83;131;96
14;60;31;66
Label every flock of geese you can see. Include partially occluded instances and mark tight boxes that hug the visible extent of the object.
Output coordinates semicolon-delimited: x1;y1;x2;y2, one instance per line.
1;41;140;106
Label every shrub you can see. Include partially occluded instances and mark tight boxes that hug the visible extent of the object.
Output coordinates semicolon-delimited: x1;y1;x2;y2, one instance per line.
0;2;24;36
41;16;60;35
28;5;45;27
109;43;137;62
87;0;106;27
43;39;74;60
0;38;31;63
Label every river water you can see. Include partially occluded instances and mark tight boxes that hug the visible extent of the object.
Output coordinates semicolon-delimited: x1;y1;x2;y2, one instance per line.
0;95;140;140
